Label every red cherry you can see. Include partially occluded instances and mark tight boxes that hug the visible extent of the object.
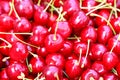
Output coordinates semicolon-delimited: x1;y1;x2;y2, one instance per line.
51;21;72;39
46;53;65;69
29;56;45;74
80;26;97;43
14;0;34;19
81;69;100;80
69;11;89;31
97;25;113;44
6;61;29;80
0;1;10;14
43;65;63;80
0;68;9;80
36;47;48;58
90;43;107;60
116;62;120;77
47;14;57;27
9;41;28;62
92;61;107;75
44;34;64;53
102;52;119;70
14;17;32;32
65;58;82;79
103;73;119;80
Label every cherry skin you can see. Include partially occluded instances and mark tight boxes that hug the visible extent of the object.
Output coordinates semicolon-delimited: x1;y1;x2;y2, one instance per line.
111;17;120;34
116;62;120;77
63;0;80;19
74;42;87;56
97;25;113;44
81;69;100;80
46;53;65;69
42;65;63;80
14;0;34;19
59;40;73;57
91;61;107;75
6;61;29;80
95;9;110;26
51;21;72;39
29;56;45;74
9;41;29;62
107;34;120;55
0;68;9;80
90;43;107;60
44;34;64;53
65;58;83;79
14;17;32;32
69;11;89;31
80;26;97;43
103;73;119;80
102;52;119;70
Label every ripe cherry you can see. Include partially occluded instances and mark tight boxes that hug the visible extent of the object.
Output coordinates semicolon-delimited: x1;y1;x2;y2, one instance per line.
103;72;119;80
36;47;48;58
0;68;9;80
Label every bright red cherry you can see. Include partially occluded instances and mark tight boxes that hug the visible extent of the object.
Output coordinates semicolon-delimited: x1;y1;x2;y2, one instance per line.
103;73;119;80
46;53;65;69
47;14;57;27
36;47;48;58
9;41;28;62
0;1;10;14
0;68;9;80
44;34;64;53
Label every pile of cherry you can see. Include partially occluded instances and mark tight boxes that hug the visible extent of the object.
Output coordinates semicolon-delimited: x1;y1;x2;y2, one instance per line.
1;0;120;80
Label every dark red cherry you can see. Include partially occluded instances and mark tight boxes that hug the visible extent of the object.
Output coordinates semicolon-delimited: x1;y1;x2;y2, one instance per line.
43;65;63;80
95;9;110;26
0;14;14;31
107;34;120;55
63;0;80;19
14;17;32;32
74;42;87;56
14;0;34;19
59;40;73;57
69;11;89;31
46;53;65;69
90;43;107;60
6;61;29;80
103;73;119;80
81;69;100;80
51;21;72;39
29;56;45;74
97;25;113;44
65;58;82;79
9;41;28;62
92;61;107;75
80;26;97;43
0;68;9;80
102;52;119;70
36;47;48;58
111;17;120;33
44;34;64;53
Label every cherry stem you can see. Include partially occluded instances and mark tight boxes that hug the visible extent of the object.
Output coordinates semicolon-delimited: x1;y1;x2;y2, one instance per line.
54;73;60;80
28;51;38;58
0;38;12;48
43;0;53;12
110;33;120;53
114;0;118;18
28;64;32;73
107;9;114;25
34;72;43;80
11;0;21;20
81;39;90;68
2;57;10;62
112;68;118;76
0;32;32;35
8;2;13;16
37;0;41;6
62;70;69;78
67;37;81;40
74;35;81;42
78;48;82;64
13;34;38;48
79;0;82;8
90;77;95;80
90;13;116;35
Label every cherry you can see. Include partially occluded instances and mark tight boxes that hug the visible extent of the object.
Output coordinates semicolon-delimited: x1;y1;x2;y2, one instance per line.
81;69;100;80
90;43;107;60
13;17;32;32
69;11;89;31
92;61;107;75
44;34;64;53
97;24;113;44
63;0;80;19
14;0;34;19
80;26;97;43
103;72;119;80
6;61;29;80
9;41;28;62
42;65;63;80
102;52;119;70
51;21;72;39
116;62;120;77
65;58;82;79
46;53;65;69
0;68;9;80
95;9;110;26
29;56;45;74
59;40;73;57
